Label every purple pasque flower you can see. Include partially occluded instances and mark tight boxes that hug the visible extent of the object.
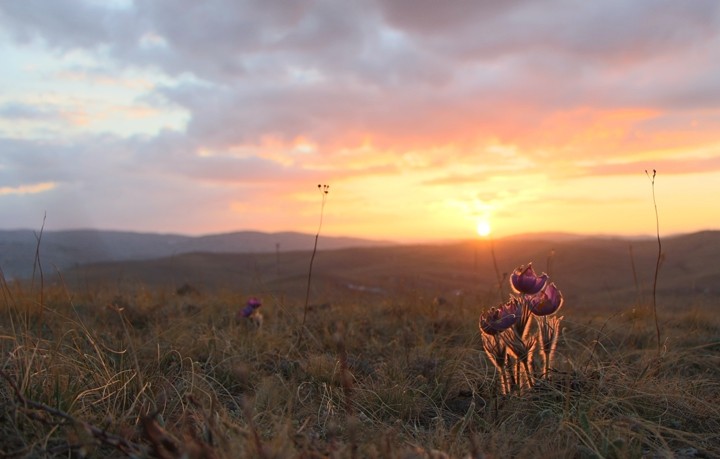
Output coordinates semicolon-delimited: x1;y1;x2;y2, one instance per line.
510;263;548;294
528;282;563;316
479;297;521;335
239;296;262;318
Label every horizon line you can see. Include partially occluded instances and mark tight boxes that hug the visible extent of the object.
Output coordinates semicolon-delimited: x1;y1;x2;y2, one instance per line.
1;226;718;244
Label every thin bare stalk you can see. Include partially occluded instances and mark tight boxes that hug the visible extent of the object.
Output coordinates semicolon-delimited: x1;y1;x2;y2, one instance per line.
31;213;47;326
298;184;329;347
645;169;662;352
489;237;504;302
546;248;555;278
628;244;639;301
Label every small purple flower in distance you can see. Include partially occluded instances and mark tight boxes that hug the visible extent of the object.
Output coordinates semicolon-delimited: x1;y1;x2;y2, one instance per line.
239;297;262;318
510;263;548;294
479;297;521;335
529;283;564;316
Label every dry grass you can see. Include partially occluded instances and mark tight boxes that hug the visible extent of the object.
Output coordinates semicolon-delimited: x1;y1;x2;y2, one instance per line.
1;265;719;459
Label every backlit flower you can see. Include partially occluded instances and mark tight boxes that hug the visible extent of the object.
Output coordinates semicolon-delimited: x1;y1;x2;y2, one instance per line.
528;283;564;316
510;263;548;294
479;297;521;335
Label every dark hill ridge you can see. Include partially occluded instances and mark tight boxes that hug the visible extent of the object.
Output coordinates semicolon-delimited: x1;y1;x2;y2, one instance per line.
51;230;720;310
0;229;394;280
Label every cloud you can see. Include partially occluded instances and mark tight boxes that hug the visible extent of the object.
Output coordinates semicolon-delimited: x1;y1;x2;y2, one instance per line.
0;136;131;186
375;0;528;33
1;0;719;237
3;1;719;145
583;154;720;177
376;1;719;61
0;102;61;120
0;182;55;196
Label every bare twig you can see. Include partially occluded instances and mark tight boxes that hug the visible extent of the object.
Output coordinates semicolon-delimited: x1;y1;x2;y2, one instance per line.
546;248;555;278
628;244;642;306
645;169;662;352
297;184;329;348
489;236;504;302
31;213;47;324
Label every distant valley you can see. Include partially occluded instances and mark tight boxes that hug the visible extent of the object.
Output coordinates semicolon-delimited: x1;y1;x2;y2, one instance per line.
0;229;393;281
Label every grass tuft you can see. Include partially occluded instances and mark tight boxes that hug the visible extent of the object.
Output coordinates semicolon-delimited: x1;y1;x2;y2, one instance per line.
1;275;718;457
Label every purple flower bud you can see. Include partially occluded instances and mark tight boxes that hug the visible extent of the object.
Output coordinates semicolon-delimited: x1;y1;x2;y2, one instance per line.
479;298;520;335
529;283;564;316
247;297;262;308
239;297;262;318
510;263;548;294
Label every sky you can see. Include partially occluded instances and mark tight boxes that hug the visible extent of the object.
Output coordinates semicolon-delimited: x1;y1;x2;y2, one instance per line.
1;0;719;243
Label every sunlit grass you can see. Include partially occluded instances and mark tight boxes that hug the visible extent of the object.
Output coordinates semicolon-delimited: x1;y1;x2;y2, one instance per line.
1;271;719;458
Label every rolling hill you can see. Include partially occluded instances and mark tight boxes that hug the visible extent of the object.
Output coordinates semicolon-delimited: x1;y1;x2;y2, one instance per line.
0;229;393;281
45;230;720;311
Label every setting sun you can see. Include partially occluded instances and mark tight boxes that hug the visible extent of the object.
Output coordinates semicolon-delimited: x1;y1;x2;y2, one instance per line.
0;2;718;243
477;220;492;237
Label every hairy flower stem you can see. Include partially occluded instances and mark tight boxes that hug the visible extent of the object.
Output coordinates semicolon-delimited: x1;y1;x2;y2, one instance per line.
541;345;552;379
522;360;534;388
503;366;514;394
538;316;559;378
483;334;510;394
502;328;535;390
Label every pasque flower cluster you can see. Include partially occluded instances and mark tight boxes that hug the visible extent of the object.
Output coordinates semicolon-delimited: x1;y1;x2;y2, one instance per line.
237;297;263;327
479;263;564;394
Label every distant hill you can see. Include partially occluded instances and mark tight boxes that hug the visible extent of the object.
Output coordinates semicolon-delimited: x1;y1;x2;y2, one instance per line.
46;230;720;311
0;229;394;280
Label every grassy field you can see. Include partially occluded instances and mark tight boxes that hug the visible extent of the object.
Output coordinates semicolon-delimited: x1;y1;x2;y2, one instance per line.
1;235;719;458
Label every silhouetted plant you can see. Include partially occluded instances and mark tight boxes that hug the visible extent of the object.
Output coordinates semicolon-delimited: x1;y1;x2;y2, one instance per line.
645;169;662;352
298;184;329;346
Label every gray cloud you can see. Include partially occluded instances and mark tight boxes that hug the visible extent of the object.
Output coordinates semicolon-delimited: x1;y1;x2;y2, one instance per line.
1;0;719;235
3;0;718;124
0;102;62;120
0;0;138;50
377;1;720;60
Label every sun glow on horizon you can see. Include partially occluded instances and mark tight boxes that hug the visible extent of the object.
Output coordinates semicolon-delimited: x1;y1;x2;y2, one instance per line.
476;219;492;238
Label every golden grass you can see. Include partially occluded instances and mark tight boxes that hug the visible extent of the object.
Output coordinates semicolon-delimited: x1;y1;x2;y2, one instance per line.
1;274;719;458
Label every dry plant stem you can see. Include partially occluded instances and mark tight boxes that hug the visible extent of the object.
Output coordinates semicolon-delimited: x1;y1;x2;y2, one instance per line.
0;266;14;307
546;248;555;278
298;184;329;347
31;213;47;325
301;232;320;331
489;237;504;302
628;244;642;305
646;169;662;352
